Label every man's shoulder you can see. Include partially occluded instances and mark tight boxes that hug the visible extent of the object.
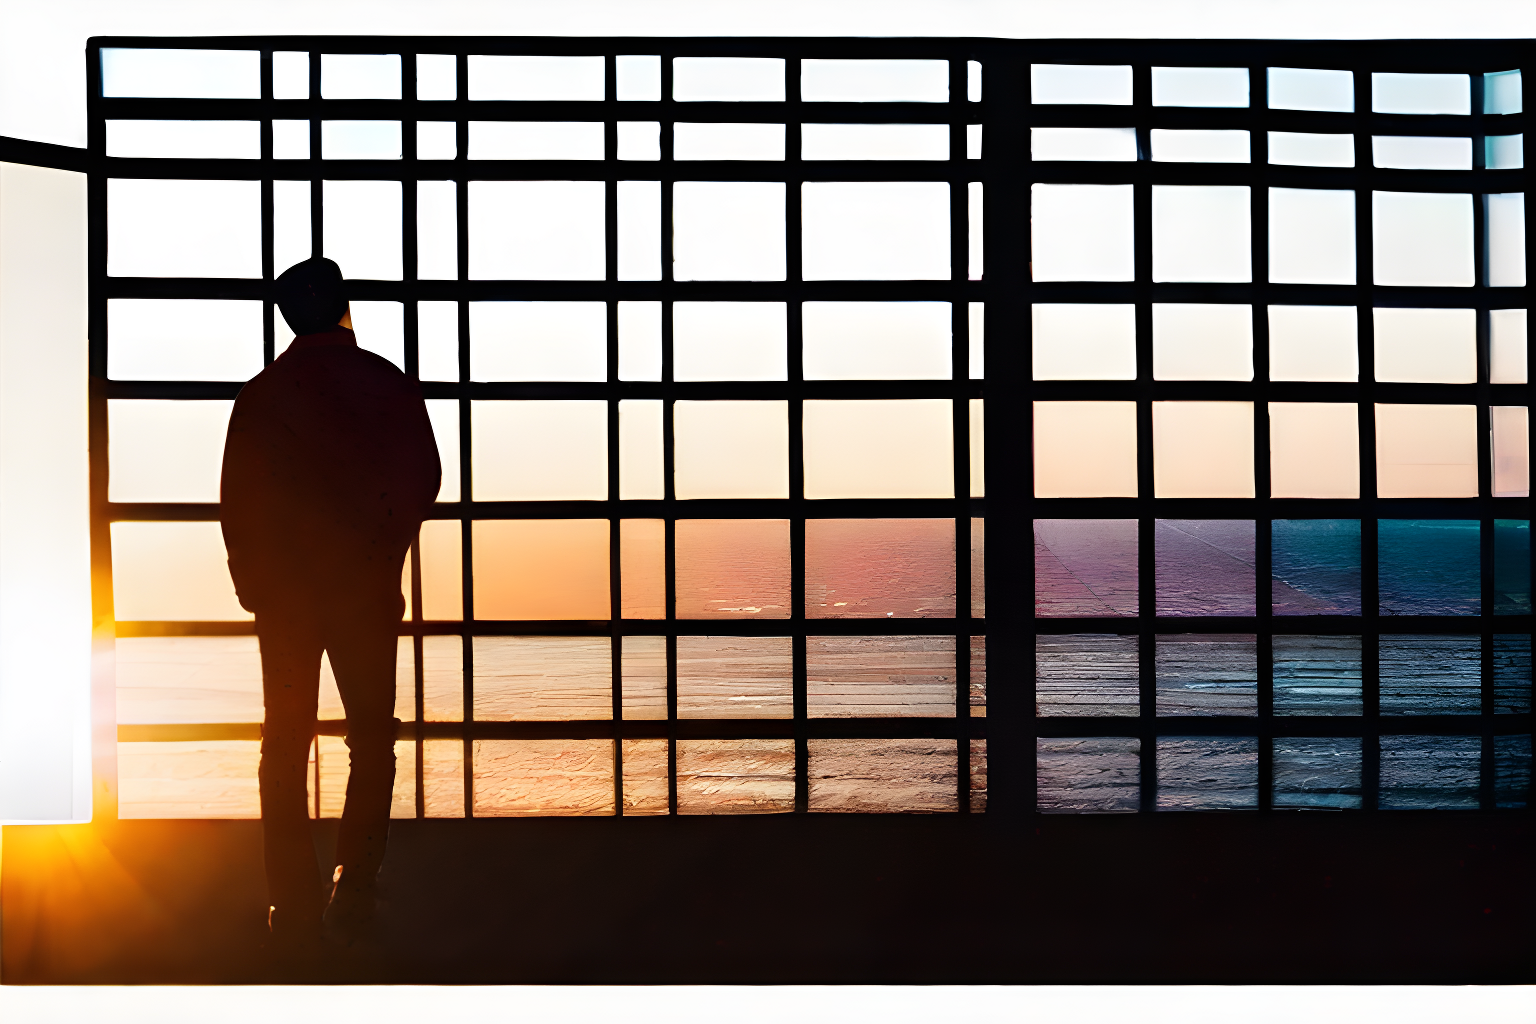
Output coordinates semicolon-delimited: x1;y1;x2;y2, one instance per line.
243;345;419;397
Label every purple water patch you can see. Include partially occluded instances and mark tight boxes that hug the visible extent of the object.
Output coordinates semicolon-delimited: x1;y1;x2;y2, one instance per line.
1156;520;1255;617
1033;519;1138;617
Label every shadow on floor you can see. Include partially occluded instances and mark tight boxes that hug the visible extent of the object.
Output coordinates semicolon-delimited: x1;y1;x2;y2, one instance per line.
2;813;1531;983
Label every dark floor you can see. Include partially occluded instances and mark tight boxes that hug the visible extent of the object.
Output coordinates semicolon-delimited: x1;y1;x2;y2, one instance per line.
2;812;1531;984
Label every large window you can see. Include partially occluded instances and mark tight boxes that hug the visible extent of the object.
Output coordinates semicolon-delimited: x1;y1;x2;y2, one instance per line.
95;38;1529;819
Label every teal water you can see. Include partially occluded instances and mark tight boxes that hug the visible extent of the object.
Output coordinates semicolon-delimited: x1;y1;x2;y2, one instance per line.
1494;519;1531;614
1272;520;1360;615
1378;520;1480;616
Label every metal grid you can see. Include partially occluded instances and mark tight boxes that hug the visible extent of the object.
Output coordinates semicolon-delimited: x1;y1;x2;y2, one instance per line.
87;36;1533;818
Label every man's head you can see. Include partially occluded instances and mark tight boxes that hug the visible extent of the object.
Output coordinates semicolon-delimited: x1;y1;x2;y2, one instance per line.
274;257;348;336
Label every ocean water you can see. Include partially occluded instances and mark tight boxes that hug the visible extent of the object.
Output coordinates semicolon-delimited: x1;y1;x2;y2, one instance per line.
1378;735;1481;809
1495;734;1531;809
473;636;611;720
1379;635;1481;715
675;739;796;814
1272;737;1362;809
472;739;614;816
1155;634;1258;716
1494;634;1532;715
1273;635;1363;715
807;739;959;813
807;635;955;718
806;518;956;618
677;635;793;719
1156;737;1258;810
1033;519;1138;617
1494;519;1531;614
1378;520;1480;616
675;519;791;618
1035;634;1139;716
1272;519;1361;615
1156;520;1255;617
1035;737;1140;812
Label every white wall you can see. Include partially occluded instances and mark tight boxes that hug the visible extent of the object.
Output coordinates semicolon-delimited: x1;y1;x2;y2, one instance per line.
0;161;91;822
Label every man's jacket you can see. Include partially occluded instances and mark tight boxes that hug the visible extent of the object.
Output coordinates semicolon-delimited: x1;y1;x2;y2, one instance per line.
220;327;442;612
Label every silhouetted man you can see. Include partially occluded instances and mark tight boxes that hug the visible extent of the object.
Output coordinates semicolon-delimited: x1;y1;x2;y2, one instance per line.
221;258;440;950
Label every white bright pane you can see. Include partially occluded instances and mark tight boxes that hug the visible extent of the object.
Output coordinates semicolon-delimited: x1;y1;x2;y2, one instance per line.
1492;406;1530;498
1268;305;1359;382
417;54;457;100
273;120;310;160
111;522;251;621
1151;186;1251;283
801;59;948;102
108;179;261;279
1032;304;1137;380
1152;304;1254;381
467;55;604;100
674;122;784;161
107;299;263;381
802;302;951;380
323;180;402;280
1031;184;1135;281
469;121;604;160
417;180;458;280
321;54;402;99
803;400;954;499
674;303;787;381
617;122;661;160
1151;67;1249;107
673;401;790;499
1487;193;1527;288
617;55;662;101
801;123;948;161
106;120;259;159
967;124;982;160
417;122;457;160
351;300;405;370
1033;401;1138;497
1486;70;1523;115
1372;73;1469;115
969;182;983;281
1151;129;1250;163
469;302;606;382
1152;402;1256;499
322;120;401;160
1372;307;1476;384
1268;131;1354;168
1269;403;1360;499
968;61;982;102
619;400;664;500
272;51;309;99
802;182;950;281
1487;135;1524;170
1372;191;1474;288
673;181;785;282
1372;136;1471;170
618;301;662;382
1375;404;1478;498
618;180;661;281
273;180;311;276
1269;188;1355;285
471;401;607;500
673;58;785;102
970;399;984;498
469;180;606;280
107;400;231;502
969;302;984;380
424;399;461;501
1267;67;1353;112
1490;309;1528;384
418;300;459;382
1031;64;1132;105
102;48;258;98
1030;127;1137;162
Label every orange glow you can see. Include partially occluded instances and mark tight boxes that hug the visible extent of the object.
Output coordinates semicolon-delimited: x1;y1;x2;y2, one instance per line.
675;519;790;618
620;518;665;618
418;519;463;620
472;519;610;619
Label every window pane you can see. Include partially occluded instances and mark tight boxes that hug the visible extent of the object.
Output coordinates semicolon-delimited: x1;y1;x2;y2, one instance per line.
1273;636;1363;715
108;179;261;279
471;520;609;620
618;180;661;281
1487;193;1527;288
621;637;667;721
1490;309;1528;384
622;738;669;814
673;58;785;102
1375;404;1477;498
677;635;792;719
801;123;948;161
472;740;614;816
803;399;953;499
1373;307;1476;384
1493;406;1532;494
674;302;787;381
1150;129;1249;163
676;740;795;814
417;53;457;100
115;636;262;725
1156;519;1255;616
417;181;458;280
619;401;663;501
1036;634;1139;716
1157;737;1258;809
469;181;606;280
111;521;251;621
108;299;263;381
672;182;786;281
1156;635;1258;716
620;519;665;619
807;740;957;813
423;635;463;721
118;740;261;819
1495;735;1531;809
1495;519;1531;613
1379;736;1480;809
1034;518;1138;618
1371;73;1469;115
1031;127;1137;162
807;635;955;718
970;636;986;717
1267;305;1358;382
1269;188;1355;285
473;637;611;720
419;519;463;620
618;300;662;381
321;120;401;160
1151;67;1248;107
1152;402;1255;499
802;302;951;380
1031;184;1135;281
1272;519;1361;616
273;52;308;99
1031;64;1132;105
102;48;259;98
1273;738;1362;809
616;55;662;102
423;399;460;501
1037;738;1140;812
1372;191;1474;288
467;55;604;101
1378;520;1480;616
616;122;660;161
801;182;950;281
1151;186;1251;283
468;121;604;160
1269;403;1360;499
801;59;948;102
673;401;789;499
1033;401;1139;497
1267;67;1352;112
674;122;785;161
1372;135;1471;170
471;400;607;501
107;120;259;159
1268;131;1354;168
1494;635;1531;715
971;517;986;619
1380;635;1481;715
1032;304;1137;380
675;519;790;619
1151;303;1253;381
321;54;401;99
470;302;606;382
323;180;402;281
805;518;955;618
